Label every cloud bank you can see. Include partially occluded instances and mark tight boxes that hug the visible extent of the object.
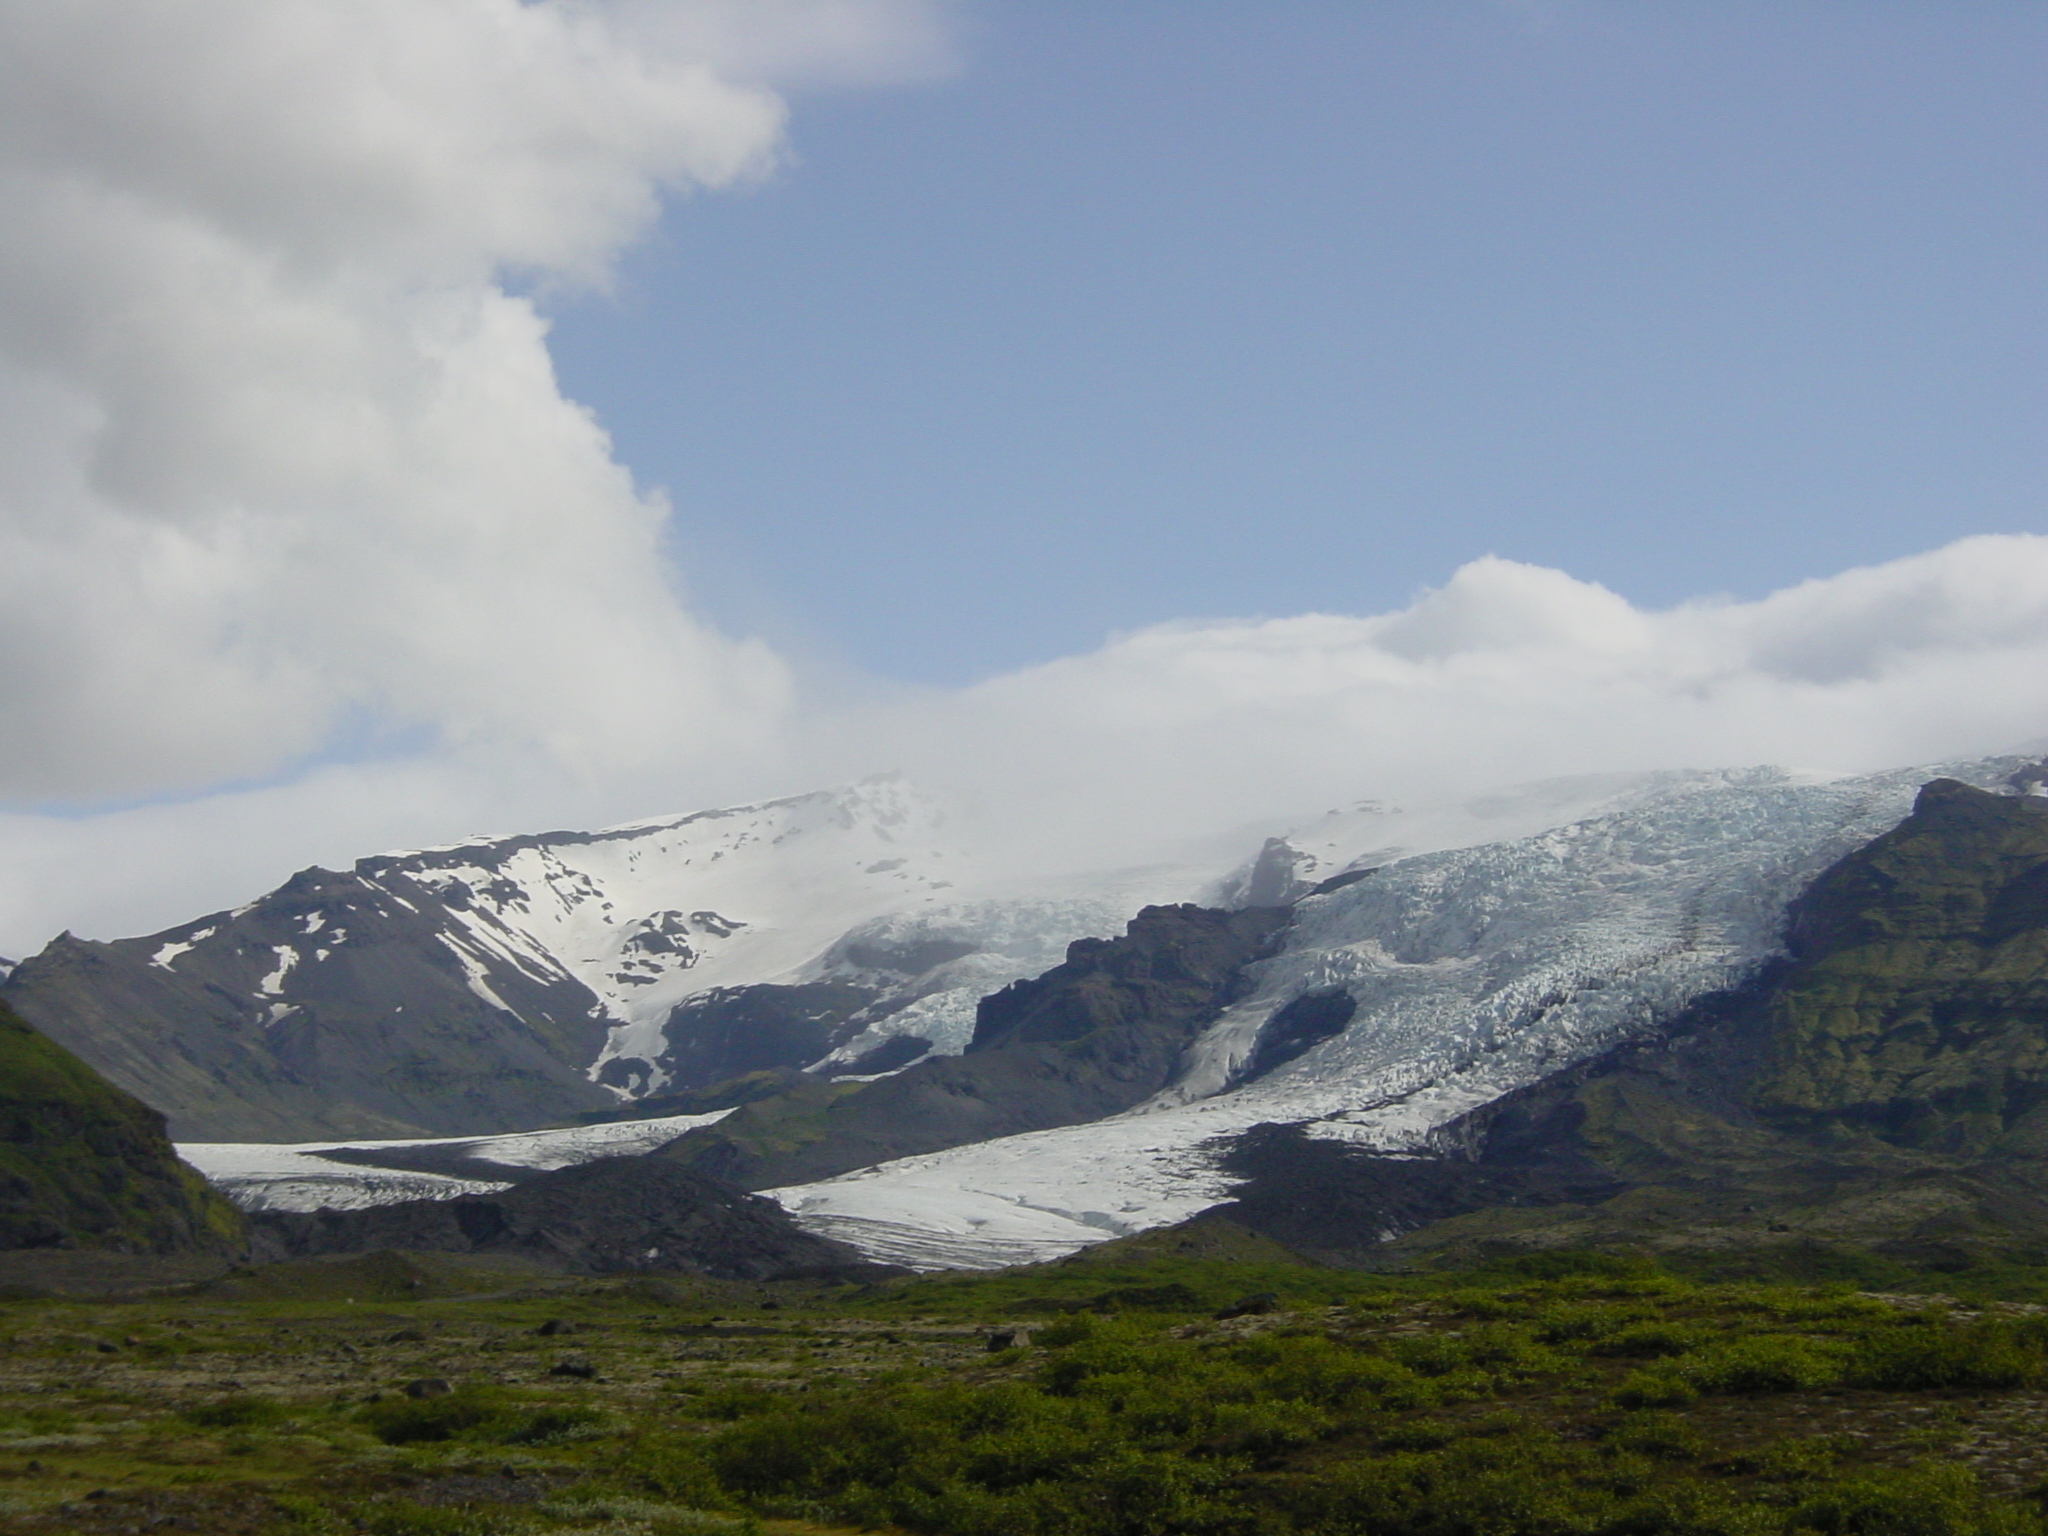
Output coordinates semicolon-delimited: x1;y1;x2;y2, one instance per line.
0;2;2043;956
8;531;2048;954
868;536;2048;879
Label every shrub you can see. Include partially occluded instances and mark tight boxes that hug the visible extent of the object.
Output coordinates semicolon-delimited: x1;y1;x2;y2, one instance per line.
501;1403;605;1444
1679;1335;1845;1394
1534;1302;1654;1344
1603;1411;1708;1463
356;1384;508;1445
1592;1322;1709;1359
184;1393;288;1430
1610;1369;1700;1409
1847;1320;2048;1391
1787;1462;2038;1536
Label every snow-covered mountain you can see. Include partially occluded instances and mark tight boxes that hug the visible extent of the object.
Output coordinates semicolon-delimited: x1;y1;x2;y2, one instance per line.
16;750;2046;1271
764;756;2040;1268
0;776;1208;1139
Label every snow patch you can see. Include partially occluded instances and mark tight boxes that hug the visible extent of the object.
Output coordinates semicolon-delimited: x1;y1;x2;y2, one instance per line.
179;1110;732;1213
256;945;297;996
149;925;216;970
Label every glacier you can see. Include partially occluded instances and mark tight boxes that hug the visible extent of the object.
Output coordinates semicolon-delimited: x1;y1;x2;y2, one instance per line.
180;1110;734;1212
171;753;2039;1270
767;757;2033;1268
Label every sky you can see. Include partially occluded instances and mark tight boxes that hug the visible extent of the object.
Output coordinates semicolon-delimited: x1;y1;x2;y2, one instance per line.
0;0;2044;955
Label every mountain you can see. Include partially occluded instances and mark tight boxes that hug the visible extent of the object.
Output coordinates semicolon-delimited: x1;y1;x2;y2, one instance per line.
1;779;1194;1140
1209;777;2048;1265
0;997;242;1256
19;752;2048;1280
767;758;2041;1268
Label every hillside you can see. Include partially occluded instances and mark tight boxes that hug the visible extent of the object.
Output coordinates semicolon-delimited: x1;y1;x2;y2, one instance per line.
245;1155;882;1281
1215;778;2048;1265
151;757;2043;1274
768;761;2015;1268
657;903;1292;1189
0;998;242;1256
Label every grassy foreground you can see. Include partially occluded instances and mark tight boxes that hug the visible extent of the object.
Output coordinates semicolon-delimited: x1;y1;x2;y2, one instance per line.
5;1245;2048;1534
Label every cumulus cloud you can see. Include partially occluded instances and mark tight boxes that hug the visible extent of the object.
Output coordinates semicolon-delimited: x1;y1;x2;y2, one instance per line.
0;0;957;804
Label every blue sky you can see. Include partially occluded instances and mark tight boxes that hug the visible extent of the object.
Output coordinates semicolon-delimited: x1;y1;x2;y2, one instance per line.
5;0;2048;951
547;0;2047;684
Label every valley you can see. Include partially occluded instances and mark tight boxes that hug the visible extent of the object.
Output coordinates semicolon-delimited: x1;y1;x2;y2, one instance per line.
5;753;2048;1533
4;1245;2048;1534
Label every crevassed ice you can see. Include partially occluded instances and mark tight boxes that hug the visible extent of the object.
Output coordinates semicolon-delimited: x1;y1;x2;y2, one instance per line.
772;757;2025;1269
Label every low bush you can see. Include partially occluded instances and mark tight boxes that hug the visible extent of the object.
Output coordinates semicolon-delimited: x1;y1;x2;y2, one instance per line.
1786;1461;2038;1536
184;1393;289;1430
356;1384;510;1445
1847;1318;2048;1391
1679;1334;1847;1394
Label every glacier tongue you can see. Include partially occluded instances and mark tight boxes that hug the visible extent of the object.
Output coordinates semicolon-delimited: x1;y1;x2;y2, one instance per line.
180;1110;735;1213
770;757;2029;1269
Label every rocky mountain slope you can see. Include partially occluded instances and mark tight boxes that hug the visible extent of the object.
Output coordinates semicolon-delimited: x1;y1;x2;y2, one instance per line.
657;903;1292;1189
1;779;1193;1139
1223;773;2048;1267
0;769;1721;1145
18;752;2048;1280
0;998;241;1256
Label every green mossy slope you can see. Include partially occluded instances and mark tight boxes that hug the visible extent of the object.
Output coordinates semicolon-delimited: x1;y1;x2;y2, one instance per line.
0;997;242;1255
1753;777;2048;1152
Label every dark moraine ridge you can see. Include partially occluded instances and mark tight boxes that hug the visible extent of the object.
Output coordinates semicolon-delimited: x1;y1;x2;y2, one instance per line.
247;1156;888;1281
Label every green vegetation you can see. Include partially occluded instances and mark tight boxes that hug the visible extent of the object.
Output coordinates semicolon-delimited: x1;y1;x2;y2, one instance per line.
4;1246;2048;1534
1751;779;2048;1150
0;998;242;1255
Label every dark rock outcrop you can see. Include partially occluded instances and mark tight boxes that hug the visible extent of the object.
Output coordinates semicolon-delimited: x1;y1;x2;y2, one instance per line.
647;983;879;1094
248;1156;883;1280
660;903;1292;1189
1239;988;1357;1084
0;999;242;1255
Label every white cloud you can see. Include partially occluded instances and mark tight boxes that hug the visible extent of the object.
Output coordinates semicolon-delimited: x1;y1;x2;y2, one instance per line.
0;0;952;804
818;536;2048;881
6;535;2048;955
590;0;960;88
0;3;2044;962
